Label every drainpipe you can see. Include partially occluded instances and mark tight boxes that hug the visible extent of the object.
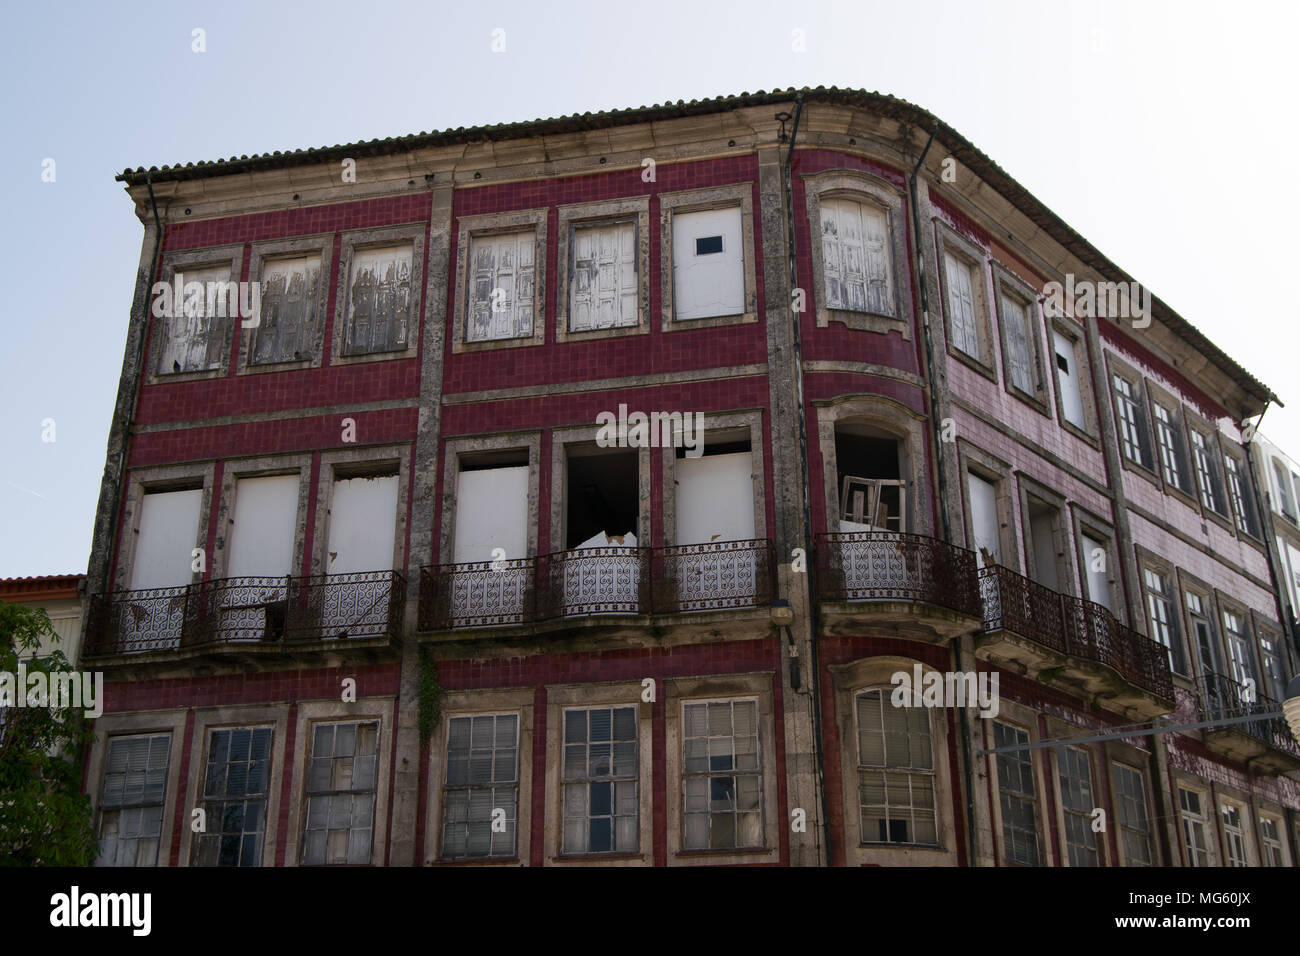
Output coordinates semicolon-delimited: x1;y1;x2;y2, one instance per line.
906;125;978;864
1242;403;1300;667
779;93;833;865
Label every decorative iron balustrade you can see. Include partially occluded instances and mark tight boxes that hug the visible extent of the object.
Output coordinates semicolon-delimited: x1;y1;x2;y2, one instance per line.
85;571;405;657
1201;670;1300;759
418;538;776;630
979;564;1173;701
814;531;982;618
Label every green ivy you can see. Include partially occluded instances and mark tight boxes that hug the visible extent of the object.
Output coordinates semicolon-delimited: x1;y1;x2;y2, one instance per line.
418;648;445;743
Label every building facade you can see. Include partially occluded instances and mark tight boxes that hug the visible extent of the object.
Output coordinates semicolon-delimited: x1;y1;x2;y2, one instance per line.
79;88;1300;867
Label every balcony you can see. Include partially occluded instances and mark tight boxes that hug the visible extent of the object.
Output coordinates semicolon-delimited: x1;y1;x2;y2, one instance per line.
1199;670;1300;772
813;531;983;641
976;564;1173;717
84;571;405;665
418;538;775;633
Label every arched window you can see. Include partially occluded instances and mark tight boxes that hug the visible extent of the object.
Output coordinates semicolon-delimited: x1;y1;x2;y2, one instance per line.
854;689;936;845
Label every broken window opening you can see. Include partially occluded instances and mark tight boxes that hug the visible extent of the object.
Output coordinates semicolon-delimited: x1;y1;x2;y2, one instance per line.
835;426;905;533
565;447;639;550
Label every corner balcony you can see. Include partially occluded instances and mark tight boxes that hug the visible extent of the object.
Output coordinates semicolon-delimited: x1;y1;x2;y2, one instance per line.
417;538;775;639
975;564;1173;717
813;531;983;642
1199;670;1300;772
83;571;405;669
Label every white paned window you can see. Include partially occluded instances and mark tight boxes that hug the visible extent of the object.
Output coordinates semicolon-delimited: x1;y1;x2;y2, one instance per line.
1113;376;1147;467
1058;747;1098;866
1220;802;1249;867
96;734;170;867
820;198;893;315
569;220;637;332
993;722;1039;865
442;714;519;859
1192;431;1225;514
1273;460;1297;522
562;706;638;854
1143;568;1185;674
1001;297;1035;395
682;699;762;850
1260;816;1286;866
467;231;535;342
1112;764;1152;866
1224;456;1257;536
856;690;936;846
1179;787;1211;866
195;727;271;867
1153;404;1185;490
302;721;379;865
944;252;978;357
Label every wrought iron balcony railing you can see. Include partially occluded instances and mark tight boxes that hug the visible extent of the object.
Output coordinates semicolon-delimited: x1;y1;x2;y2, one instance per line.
85;571;405;657
1200;670;1300;759
814;531;982;619
418;538;776;630
979;564;1173;701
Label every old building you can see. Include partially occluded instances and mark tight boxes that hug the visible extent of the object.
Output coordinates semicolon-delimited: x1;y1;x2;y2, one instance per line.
79;87;1299;867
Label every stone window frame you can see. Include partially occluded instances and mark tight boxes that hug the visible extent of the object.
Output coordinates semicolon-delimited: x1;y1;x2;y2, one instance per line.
147;244;245;385
1172;775;1217;866
331;222;426;367
86;709;189;868
659;409;767;546
1174;568;1227;679
982;697;1049;867
114;461;217;592
1216;790;1258;867
658;183;758;332
934;223;996;380
542;680;653;866
1214;589;1262;689
956;441;1018;570
1249;609;1287;702
1016;473;1077;593
554;196;652;344
177;704;291;867
238;234;334;375
1256;804;1292;866
829;656;959;865
802;169;913;339
450;208;548;354
211;452;313;580
423;686;534;866
1221;440;1264;545
1105;751;1158;866
282;696;395;867
1182;407;1234;532
438;431;542;565
1041;715;1106;867
1069;506;1125;623
549;423;652;554
309;445;411;577
664;673;780;866
1142;378;1198;508
814;394;932;536
1045;315;1100;447
1135;545;1190;679
990;263;1051;416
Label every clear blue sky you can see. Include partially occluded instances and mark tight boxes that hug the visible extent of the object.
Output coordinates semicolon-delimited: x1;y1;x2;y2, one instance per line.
2;0;1296;578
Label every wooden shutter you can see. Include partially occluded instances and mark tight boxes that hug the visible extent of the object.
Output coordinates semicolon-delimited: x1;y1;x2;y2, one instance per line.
570;221;636;332
1002;298;1033;393
468;232;534;342
945;252;977;355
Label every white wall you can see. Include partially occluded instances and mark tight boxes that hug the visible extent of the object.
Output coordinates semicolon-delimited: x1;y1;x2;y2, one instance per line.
672;207;744;320
130;488;202;590
453;465;529;563
326;475;398;574
675;452;755;544
227;475;298;577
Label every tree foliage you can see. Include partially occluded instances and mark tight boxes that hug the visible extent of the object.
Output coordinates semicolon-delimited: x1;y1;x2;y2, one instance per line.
0;600;98;866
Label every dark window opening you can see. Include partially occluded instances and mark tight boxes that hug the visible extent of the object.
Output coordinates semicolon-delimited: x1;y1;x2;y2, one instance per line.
835;426;904;531
459;448;528;472
565;448;638;549
1056;353;1070;374
695;235;724;256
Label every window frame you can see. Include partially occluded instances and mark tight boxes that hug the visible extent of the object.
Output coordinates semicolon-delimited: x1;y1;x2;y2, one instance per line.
1218;797;1254;867
658;410;766;546
450;208;548;354
1143;380;1197;505
1017;478;1074;593
438;431;542;566
114;462;216;593
554;197;651;344
310;447;410;577
988;718;1044;866
934;224;996;379
1222;446;1262;541
238;235;333;374
1184;411;1232;528
1110;761;1154;867
1046;318;1099;444
331;223;425;366
1052;745;1102;867
1258;810;1290;866
147;245;245;384
659;184;758;332
852;688;939;848
1177;783;1215;866
1137;552;1188;677
1105;358;1158;483
991;265;1050;415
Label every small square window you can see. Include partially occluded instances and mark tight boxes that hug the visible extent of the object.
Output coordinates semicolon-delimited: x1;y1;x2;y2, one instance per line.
694;235;724;256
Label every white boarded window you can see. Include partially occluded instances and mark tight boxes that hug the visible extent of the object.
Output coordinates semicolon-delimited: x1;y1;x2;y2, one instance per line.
569;220;637;332
251;255;321;365
1001;297;1035;394
453;465;528;564
673;207;743;320
326;474;397;574
944;252;979;357
228;475;298;578
467;231;535;343
130;488;202;590
675;451;755;545
820;198;893;315
967;472;1000;567
96;733;171;867
1052;330;1086;428
344;244;412;356
160;264;232;374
